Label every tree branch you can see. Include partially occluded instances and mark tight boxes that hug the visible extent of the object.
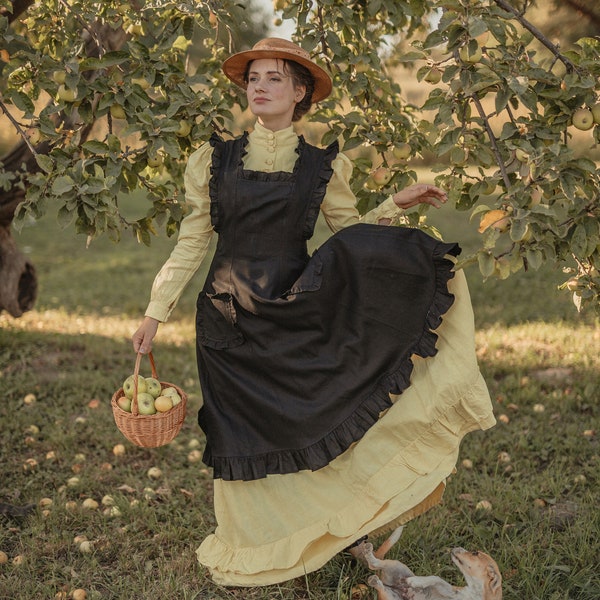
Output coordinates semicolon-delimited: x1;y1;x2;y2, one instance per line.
493;0;578;72
469;93;512;190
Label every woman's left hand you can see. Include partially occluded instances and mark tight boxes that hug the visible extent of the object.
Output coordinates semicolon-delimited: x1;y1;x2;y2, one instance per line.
392;184;447;210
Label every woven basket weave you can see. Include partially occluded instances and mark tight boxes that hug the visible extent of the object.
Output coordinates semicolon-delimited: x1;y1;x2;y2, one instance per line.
111;352;187;448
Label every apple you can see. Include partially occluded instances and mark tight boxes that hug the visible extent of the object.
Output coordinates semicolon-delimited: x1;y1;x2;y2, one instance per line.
116;395;131;412
123;375;147;399
514;148;528;162
57;84;77;102
572;108;594;131
162;386;182;406
145;377;162;398
459;42;482;64
52;70;67;84
147;153;163;168
131;76;151;90
424;67;442;84
371;167;393;186
478;209;511;233
136;392;156;415
591;103;600;125
110;104;126;119
392;143;411;160
154;395;174;413
176;119;192;137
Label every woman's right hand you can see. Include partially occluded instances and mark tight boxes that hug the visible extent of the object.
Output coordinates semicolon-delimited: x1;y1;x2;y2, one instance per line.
132;317;160;354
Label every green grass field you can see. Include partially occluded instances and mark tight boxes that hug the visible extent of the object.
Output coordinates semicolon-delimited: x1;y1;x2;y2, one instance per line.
1;194;599;599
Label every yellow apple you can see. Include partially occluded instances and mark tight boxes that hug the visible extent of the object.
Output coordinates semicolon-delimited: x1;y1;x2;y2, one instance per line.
590;103;600;125
162;386;182;406
478;209;511;233
154;395;174;413
572;108;594;131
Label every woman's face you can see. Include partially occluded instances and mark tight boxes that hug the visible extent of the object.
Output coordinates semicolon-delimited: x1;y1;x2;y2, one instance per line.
245;58;306;129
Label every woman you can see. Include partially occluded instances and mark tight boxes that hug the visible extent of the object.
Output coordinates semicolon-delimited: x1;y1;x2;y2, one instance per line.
132;38;495;587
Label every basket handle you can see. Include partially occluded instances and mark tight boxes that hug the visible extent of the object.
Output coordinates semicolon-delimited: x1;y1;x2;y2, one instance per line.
131;351;159;416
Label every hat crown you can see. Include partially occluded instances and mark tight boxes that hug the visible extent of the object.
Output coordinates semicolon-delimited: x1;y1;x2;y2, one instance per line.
251;38;310;61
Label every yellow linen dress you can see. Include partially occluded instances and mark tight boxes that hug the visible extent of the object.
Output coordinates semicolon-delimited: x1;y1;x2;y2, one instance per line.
145;122;496;587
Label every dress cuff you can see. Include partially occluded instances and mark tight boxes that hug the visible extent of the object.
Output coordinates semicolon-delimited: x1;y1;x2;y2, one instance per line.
362;196;402;224
144;301;170;323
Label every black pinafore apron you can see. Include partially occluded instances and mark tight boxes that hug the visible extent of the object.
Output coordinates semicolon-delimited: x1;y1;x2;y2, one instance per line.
196;133;460;481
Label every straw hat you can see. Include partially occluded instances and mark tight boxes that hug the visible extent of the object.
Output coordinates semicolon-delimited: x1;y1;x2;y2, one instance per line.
222;38;332;103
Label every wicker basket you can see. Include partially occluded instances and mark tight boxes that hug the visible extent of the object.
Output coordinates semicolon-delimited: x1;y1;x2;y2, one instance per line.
111;352;187;448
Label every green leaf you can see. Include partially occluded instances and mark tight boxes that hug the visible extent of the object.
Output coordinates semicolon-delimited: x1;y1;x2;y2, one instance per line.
82;140;109;154
51;175;75;195
478;252;496;278
35;154;55;174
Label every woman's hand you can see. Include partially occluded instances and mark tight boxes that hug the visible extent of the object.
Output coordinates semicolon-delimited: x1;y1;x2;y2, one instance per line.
392;184;447;210
132;317;160;354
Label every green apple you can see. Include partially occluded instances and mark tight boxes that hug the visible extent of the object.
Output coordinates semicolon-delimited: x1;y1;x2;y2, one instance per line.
110;104;126;119
176;119;192;137
514;148;528;162
572;108;594;131
591;103;600;125
52;70;67;84
423;67;442;84
162;386;182;406
145;377;162;398
136;392;156;415
371;167;393;186
57;84;77;102
392;143;412;160
147;153;163;168
131;76;151;90
123;375;147;399
459;42;482;64
116;395;132;412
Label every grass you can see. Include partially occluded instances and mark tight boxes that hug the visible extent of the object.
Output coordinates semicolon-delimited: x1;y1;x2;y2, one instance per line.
1;192;599;600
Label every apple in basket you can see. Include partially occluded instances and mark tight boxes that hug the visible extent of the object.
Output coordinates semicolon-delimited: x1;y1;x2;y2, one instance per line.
145;377;162;398
136;392;157;415
116;395;132;412
161;386;182;406
122;375;147;399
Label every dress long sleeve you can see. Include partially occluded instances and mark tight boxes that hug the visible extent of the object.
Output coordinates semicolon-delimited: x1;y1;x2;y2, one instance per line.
145;144;214;322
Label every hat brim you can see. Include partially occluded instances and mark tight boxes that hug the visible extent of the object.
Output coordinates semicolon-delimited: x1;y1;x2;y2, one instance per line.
222;49;332;103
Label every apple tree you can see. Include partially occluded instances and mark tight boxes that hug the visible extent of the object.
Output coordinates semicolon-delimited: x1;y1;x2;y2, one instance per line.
1;0;600;317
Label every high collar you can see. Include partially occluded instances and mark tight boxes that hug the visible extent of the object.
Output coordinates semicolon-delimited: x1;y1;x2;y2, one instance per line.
249;121;298;148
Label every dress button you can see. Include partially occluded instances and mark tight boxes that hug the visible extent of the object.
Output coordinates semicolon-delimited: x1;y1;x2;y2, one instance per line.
266;158;274;165
267;147;275;153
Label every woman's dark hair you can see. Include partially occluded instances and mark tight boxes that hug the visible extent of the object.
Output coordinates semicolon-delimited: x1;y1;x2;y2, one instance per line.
243;59;315;122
